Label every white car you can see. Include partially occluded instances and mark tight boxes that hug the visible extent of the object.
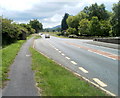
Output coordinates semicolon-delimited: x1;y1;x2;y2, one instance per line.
45;34;50;38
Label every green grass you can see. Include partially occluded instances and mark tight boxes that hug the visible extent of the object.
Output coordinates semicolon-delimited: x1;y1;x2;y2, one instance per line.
0;40;26;88
30;47;106;96
34;35;42;39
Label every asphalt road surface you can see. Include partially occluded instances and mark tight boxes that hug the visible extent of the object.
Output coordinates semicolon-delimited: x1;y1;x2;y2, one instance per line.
34;34;119;96
2;38;38;96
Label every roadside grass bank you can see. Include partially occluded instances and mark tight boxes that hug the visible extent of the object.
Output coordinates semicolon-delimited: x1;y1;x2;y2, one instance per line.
0;34;34;88
34;35;42;39
30;47;106;96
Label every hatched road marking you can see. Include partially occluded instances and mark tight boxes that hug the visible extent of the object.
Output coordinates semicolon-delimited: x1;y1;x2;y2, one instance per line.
65;42;120;61
71;61;77;65
93;78;107;87
79;67;88;73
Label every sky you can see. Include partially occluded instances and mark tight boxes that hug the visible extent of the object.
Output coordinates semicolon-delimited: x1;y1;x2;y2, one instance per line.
0;0;118;28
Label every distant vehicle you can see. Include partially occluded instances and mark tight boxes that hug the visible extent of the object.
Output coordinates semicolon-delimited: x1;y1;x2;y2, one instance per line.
45;34;50;38
68;34;78;38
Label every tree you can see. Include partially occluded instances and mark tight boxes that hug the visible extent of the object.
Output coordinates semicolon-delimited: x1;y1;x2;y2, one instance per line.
90;16;101;36
66;16;79;30
78;19;90;36
83;3;110;20
20;23;35;34
61;13;69;31
2;18;21;45
66;27;77;35
29;19;43;33
110;1;120;36
100;20;111;37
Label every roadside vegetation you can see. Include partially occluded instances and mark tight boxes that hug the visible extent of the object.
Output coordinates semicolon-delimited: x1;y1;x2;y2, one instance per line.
43;1;119;38
30;47;106;96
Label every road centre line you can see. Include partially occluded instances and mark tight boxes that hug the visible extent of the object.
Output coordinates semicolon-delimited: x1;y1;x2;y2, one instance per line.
71;61;77;65
93;78;107;87
61;53;65;56
65;57;70;60
59;51;62;53
65;42;120;60
79;67;88;73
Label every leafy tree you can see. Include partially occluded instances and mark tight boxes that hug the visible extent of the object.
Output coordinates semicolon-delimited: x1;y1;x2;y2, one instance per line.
2;18;21;45
110;1;120;36
90;16;101;36
61;13;69;31
83;3;110;20
78;19;90;36
20;23;35;34
66;16;79;30
66;27;77;35
29;19;43;33
100;20;111;37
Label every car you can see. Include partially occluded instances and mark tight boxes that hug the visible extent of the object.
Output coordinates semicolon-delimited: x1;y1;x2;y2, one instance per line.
45;34;50;38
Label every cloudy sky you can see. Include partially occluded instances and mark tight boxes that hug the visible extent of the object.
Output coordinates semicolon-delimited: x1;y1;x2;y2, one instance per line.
0;0;118;28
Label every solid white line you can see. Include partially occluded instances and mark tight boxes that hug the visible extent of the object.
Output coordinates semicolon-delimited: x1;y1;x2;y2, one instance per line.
65;57;70;60
93;78;107;87
71;61;77;65
61;53;65;56
79;67;88;73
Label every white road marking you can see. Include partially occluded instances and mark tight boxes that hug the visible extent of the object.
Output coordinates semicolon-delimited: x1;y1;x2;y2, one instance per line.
71;61;77;65
79;67;88;73
61;53;65;56
93;78;107;87
59;51;62;53
56;49;59;51
26;55;30;57
65;57;70;60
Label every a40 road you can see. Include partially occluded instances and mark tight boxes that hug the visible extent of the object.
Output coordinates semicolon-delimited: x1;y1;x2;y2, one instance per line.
34;35;119;96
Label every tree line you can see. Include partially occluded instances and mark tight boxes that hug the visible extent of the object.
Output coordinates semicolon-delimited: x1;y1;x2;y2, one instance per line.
61;1;120;37
1;18;43;46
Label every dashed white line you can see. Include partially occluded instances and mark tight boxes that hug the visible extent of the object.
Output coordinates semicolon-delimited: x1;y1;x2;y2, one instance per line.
79;67;88;73
93;78;107;87
71;61;77;65
59;51;62;53
65;57;70;60
61;53;65;56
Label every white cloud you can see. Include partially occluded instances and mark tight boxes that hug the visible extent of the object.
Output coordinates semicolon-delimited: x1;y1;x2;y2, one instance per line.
1;0;118;28
0;0;40;11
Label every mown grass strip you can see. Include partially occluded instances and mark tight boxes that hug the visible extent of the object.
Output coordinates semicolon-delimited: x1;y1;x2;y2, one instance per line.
30;47;106;96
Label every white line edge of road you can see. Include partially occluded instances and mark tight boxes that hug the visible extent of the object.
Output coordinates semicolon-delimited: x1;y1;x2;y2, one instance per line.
93;78;107;87
32;40;116;96
79;67;88;73
74;73;116;96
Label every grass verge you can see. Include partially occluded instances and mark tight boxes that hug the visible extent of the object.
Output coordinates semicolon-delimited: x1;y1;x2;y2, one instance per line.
0;40;26;88
30;47;106;96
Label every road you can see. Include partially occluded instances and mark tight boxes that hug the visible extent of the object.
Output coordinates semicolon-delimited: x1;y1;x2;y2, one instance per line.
34;35;119;96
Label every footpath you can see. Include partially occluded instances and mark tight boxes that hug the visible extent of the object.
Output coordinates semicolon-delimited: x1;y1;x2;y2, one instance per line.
2;37;38;96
